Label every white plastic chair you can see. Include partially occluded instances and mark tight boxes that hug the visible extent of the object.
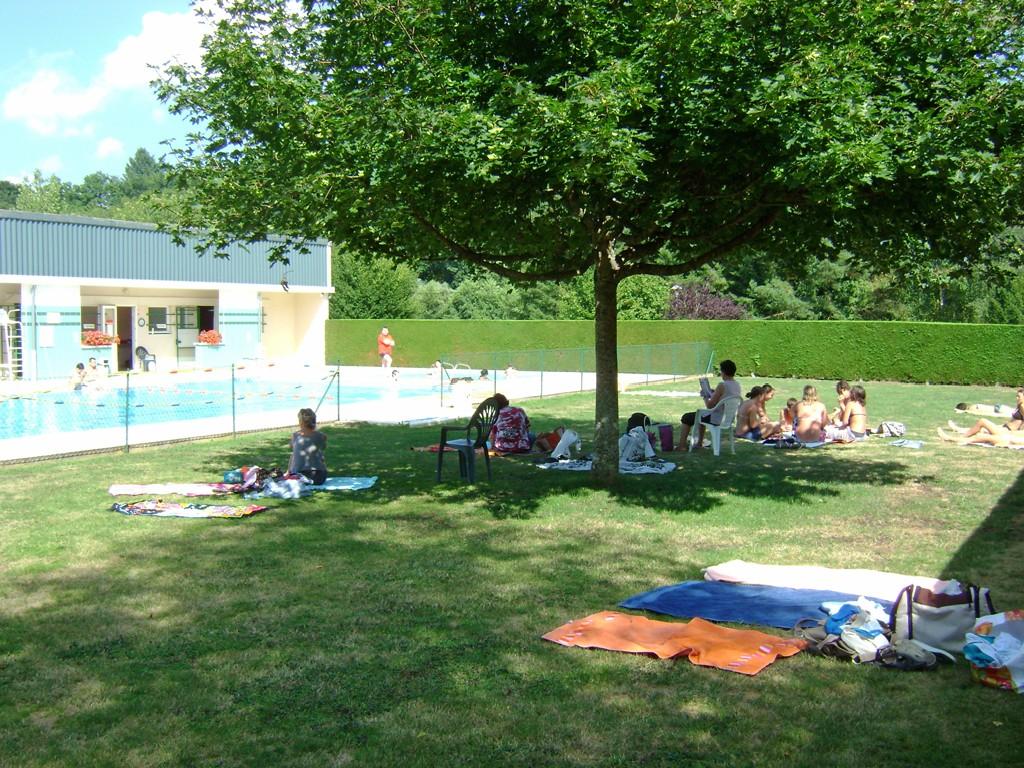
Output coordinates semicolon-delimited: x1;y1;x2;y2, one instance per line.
689;396;742;456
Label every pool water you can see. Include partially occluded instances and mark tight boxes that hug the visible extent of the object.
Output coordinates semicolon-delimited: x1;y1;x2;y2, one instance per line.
0;370;441;441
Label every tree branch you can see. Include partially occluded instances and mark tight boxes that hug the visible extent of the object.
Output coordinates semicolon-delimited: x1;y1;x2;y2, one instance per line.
408;205;590;280
618;208;782;279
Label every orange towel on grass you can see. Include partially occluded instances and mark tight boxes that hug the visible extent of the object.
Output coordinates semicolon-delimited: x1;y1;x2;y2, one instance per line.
542;611;806;675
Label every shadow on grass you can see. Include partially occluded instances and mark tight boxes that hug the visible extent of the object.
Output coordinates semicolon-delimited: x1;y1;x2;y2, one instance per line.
4;426;1024;766
190;423;919;522
943;464;1024;597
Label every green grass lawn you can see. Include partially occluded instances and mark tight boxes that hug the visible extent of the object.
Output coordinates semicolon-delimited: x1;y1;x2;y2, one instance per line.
2;377;1022;767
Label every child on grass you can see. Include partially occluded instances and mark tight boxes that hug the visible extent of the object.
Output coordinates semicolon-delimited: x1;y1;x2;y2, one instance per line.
288;407;328;485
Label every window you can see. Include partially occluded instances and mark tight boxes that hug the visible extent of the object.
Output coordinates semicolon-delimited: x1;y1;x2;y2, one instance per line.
148;307;169;333
81;305;97;330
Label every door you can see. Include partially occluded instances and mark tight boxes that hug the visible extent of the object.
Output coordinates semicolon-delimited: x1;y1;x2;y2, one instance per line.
116;306;134;371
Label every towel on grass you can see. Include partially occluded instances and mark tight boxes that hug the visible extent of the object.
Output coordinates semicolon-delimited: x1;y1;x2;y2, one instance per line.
536;459;676;474
542;611;806;675
703;560;949;604
109;482;235;496
111;501;266;518
620;580;893;629
245;475;378;499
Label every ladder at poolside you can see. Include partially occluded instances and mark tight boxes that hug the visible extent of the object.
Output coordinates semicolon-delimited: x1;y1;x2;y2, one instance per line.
0;307;23;381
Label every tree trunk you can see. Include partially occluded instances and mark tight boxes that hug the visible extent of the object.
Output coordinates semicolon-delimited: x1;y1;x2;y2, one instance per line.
592;244;620;484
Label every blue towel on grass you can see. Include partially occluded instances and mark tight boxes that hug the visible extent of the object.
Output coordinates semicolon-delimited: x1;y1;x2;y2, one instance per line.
620;581;894;630
311;476;378;491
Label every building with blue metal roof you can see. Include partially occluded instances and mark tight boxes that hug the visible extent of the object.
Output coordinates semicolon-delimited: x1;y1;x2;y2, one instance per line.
0;210;332;380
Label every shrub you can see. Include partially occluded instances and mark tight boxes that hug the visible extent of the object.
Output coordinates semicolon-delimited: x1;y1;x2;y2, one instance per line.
666;283;745;320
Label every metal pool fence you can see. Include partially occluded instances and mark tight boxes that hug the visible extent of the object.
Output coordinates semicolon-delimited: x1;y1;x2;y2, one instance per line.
0;364;347;460
435;342;714;403
1;342;714;460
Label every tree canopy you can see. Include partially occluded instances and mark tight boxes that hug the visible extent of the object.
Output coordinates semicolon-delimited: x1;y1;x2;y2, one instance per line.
159;0;1024;481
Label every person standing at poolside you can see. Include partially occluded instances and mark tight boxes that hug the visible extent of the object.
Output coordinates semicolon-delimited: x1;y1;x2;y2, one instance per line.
288;408;328;485
377;327;396;368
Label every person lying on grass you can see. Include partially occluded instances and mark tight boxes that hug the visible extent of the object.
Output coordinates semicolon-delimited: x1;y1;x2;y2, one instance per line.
949;388;1024;437
936;426;1024;448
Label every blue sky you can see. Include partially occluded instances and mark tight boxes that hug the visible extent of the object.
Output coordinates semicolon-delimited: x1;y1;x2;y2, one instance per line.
1;0;211;184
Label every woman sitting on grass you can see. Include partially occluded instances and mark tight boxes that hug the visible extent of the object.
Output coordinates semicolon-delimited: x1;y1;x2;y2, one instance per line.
735;384;783;441
288;407;328;485
794;385;829;443
825;385;868;442
735;385;765;441
830;379;851;424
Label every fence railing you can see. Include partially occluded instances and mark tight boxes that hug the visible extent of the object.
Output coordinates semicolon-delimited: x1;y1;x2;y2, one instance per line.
0;364;343;460
435;342;714;404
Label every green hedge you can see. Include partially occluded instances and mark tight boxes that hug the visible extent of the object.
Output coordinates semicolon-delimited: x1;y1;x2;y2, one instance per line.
326;319;1024;385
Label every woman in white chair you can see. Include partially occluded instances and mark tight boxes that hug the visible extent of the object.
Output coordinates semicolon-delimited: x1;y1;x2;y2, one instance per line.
676;359;742;450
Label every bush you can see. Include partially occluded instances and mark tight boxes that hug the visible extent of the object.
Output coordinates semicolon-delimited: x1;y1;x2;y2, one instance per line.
666;283;745;320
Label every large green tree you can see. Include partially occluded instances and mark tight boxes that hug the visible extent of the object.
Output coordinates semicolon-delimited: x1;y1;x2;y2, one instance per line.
158;0;1023;481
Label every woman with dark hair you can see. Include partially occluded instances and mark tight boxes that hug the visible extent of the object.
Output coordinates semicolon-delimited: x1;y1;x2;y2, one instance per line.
830;380;851;424
735;385;765;441
825;385;868;442
947;388;1024;437
677;359;742;450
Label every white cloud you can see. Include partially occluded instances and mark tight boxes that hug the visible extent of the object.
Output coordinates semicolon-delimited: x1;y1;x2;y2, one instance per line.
99;11;207;91
96;137;124;159
39;155;62;174
3;69;104;135
4;172;32;184
63;123;96;138
151;107;167;124
2;9;213;136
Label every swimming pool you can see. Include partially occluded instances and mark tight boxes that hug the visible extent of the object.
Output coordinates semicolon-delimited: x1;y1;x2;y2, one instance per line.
0;367;443;442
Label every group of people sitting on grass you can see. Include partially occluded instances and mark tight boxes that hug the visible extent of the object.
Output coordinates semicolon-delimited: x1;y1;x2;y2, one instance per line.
677;360;869;450
938;387;1024;448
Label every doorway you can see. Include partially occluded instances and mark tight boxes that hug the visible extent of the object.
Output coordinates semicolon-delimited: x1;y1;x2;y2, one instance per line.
116;306;134;371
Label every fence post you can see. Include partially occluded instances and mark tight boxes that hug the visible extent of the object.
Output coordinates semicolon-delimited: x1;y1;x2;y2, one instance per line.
336;365;341;423
124;371;130;453
539;349;545;398
646;344;651;384
579;348;584;391
231;364;237;438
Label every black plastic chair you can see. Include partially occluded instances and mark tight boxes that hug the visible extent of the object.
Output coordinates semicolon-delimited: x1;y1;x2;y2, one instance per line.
135;345;156;372
436;396;501;483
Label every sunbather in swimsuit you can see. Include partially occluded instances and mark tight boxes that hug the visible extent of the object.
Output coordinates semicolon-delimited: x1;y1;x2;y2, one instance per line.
735;386;765;441
794;385;829;443
825;385;868;442
947;388;1024;437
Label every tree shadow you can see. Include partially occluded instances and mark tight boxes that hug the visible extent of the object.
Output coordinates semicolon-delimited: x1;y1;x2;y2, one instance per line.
942;464;1024;596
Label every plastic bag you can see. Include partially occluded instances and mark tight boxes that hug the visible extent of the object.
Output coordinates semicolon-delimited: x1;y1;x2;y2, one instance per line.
965;610;1024;694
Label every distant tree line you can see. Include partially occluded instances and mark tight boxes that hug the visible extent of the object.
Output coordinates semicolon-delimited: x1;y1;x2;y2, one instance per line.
5;150;1021;324
2;148;176;224
332;234;1024;325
